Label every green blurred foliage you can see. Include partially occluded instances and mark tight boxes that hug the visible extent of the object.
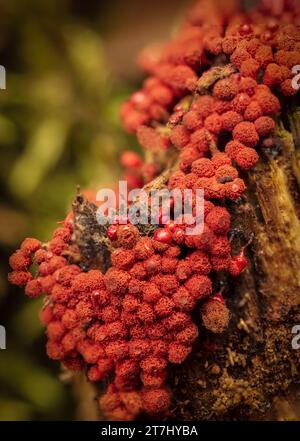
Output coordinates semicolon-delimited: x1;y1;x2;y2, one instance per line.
0;0;141;420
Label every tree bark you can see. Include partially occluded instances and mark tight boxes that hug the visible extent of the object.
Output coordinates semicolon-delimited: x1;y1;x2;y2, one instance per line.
170;101;300;421
69;102;300;421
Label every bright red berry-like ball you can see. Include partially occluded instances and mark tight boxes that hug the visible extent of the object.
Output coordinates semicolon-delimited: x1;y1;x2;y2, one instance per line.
153;228;172;244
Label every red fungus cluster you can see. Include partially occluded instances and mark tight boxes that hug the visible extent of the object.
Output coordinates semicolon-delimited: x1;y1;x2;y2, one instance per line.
8;0;300;421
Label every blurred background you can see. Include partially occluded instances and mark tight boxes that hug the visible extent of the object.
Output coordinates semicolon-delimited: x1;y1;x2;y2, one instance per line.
0;0;189;420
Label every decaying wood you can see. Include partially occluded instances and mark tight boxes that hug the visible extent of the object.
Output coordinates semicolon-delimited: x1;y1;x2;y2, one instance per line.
71;190;111;272
69;104;300;421
169;103;300;421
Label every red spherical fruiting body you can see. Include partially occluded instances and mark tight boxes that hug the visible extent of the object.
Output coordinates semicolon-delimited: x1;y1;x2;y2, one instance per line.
168;342;192;364
135;237;155;259
221;111;243;132
229;253;248;276
205;207;230;235
9;251;31;272
120;151;143;168
254;116;275;137
107;225;118;241
25;279;42;298
213;78;238;101
185;274;212;300
8;271;32;286
229;236;253;277
142;388;171;415
20;238;41;256
232;122;259;147
201;297;230;333
116;224;140;249
239;23;252;36
235;147;259;170
153;228;172;244
170;125;190;149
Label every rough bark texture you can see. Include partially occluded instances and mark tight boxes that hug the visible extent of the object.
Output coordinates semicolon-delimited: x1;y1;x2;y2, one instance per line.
169;101;300;421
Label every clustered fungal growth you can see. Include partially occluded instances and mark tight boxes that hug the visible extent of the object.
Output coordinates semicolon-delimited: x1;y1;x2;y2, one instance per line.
8;0;300;421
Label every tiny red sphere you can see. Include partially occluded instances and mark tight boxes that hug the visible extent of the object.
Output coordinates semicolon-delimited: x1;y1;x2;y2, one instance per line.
107;225;118;241
239;24;252;35
153;228;172;244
